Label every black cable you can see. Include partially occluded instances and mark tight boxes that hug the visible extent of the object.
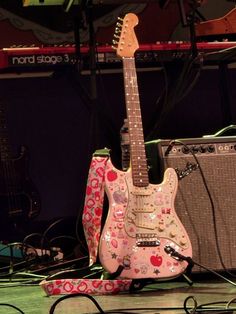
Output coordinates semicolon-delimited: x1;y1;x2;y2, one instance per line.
165;245;236;286
183;296;236;314
0;242;39;275
41;218;65;251
204;46;236;63
176;55;204;103
0;303;25;314
23;232;50;258
146;54;203;141
184;296;198;314
49;293;105;314
0;280;42;288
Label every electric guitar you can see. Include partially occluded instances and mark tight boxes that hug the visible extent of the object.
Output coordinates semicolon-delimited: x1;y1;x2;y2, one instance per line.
0;100;41;222
99;13;192;279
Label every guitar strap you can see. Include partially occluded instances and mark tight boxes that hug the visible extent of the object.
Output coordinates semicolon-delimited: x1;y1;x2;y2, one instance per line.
82;148;110;266
40;149;134;296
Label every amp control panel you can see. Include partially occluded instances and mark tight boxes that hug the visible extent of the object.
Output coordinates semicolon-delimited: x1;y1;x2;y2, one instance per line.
150;136;236;158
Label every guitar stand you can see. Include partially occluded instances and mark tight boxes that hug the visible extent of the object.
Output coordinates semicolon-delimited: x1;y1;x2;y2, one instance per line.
128;254;195;293
128;267;194;294
181;268;194;286
165;245;195;286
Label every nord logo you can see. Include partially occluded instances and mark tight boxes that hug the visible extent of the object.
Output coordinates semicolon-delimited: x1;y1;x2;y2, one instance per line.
11;55;36;65
9;54;66;66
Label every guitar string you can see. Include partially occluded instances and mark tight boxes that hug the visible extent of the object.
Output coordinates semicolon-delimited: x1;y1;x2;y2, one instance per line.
0;102;22;221
123;57;148;232
124;57;148;188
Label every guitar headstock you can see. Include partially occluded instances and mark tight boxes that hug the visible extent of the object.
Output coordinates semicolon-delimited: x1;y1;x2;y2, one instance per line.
113;13;139;58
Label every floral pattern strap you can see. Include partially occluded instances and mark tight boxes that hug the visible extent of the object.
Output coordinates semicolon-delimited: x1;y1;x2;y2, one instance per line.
40;152;134;296
82;153;109;266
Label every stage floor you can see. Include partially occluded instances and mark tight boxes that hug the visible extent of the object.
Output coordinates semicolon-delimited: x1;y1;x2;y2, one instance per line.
1;276;236;314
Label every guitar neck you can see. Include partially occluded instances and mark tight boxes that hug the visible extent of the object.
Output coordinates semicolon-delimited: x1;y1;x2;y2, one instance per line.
0;102;13;160
122;57;149;187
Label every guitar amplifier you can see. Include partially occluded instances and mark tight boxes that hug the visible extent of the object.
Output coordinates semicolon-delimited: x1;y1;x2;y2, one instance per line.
145;136;236;273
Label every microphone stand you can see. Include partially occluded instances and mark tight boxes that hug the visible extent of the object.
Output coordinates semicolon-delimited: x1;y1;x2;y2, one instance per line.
177;0;206;58
177;0;199;58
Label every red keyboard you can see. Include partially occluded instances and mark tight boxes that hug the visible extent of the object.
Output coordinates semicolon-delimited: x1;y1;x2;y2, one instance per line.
1;42;236;70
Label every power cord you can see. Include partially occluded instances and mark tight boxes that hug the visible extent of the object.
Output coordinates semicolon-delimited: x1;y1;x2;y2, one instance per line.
0;303;25;314
183;296;236;314
47;293;236;314
49;293;105;314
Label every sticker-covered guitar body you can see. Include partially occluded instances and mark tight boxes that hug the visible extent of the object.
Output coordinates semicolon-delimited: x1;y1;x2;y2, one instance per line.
99;13;192;279
99;159;191;279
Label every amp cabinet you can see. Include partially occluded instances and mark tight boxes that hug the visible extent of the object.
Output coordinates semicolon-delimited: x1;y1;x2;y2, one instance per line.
145;136;236;272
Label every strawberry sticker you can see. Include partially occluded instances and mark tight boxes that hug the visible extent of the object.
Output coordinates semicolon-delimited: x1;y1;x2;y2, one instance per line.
107;170;118;182
150;255;163;267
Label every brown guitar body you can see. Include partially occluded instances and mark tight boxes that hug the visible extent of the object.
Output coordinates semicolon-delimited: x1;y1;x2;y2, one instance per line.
0;100;41;222
196;8;236;37
0;145;41;220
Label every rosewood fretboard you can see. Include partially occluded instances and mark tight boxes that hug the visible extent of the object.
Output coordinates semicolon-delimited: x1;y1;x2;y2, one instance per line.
122;57;149;187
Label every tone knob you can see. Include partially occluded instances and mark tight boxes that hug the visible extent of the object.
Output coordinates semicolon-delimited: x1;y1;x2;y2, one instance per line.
207;145;215;153
180;236;187;246
158;222;165;231
182;146;190;154
169;228;177;238
191;145;198;154
198;145;206;153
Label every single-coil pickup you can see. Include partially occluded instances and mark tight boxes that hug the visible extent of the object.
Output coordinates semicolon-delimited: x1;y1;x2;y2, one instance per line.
131;187;152;196
135;220;155;230
136;233;160;247
132;206;154;213
131;194;155;213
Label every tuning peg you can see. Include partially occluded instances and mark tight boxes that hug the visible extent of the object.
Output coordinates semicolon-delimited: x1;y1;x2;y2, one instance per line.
115;27;121;34
112;39;118;45
111;45;117;51
117;16;123;22
113;34;120;39
116;22;122;28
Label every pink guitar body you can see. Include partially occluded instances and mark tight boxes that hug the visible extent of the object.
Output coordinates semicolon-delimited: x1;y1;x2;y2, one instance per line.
99;159;192;279
99;13;192;280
